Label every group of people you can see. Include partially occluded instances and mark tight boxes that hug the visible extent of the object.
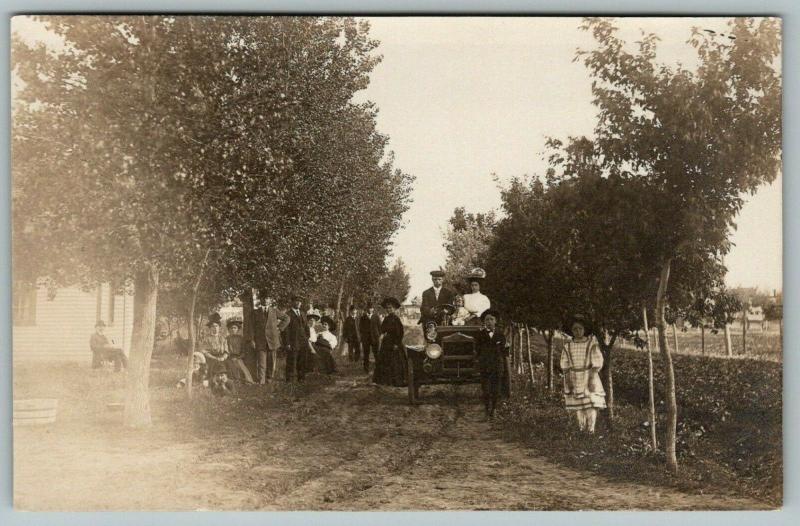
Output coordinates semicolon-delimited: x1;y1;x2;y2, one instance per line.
183;293;409;395
92;263;606;429
414;267;607;430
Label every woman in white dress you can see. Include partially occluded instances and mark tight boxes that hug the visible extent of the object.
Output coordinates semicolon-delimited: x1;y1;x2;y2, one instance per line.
462;268;490;324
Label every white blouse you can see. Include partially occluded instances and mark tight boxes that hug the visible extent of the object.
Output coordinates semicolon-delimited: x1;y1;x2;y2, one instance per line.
463;292;490;317
319;330;338;349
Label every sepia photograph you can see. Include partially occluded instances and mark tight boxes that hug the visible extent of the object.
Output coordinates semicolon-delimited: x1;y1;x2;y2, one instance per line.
10;15;782;512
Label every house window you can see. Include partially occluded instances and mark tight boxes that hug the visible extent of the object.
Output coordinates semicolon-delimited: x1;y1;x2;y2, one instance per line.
12;280;37;326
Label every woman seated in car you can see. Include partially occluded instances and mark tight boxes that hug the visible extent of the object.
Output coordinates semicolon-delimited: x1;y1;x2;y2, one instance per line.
462;268;491;324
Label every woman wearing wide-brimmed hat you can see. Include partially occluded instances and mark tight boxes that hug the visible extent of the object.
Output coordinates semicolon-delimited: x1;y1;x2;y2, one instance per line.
559;314;606;433
463;267;491;324
373;297;406;386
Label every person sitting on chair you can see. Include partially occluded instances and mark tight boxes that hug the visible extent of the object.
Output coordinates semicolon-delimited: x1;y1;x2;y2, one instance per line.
90;320;128;372
226;319;254;384
201;314;228;382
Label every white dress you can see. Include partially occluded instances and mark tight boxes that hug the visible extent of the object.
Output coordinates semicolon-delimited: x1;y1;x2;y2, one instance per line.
463;292;490;318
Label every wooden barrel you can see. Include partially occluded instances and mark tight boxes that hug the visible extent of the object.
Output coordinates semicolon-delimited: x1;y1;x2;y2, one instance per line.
13;399;58;426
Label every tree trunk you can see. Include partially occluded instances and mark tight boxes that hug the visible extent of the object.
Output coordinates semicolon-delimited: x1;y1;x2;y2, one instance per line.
643;307;658;451
525;324;535;389
334;280;345;319
701;324;705;356
510;323;517;371
241;288;260;378
655;259;678;473
546;330;554;391
597;332;616;426
186;301;197;396
241;288;255;348
185;248;211;399
742;306;748;355
724;324;733;357
124;263;159;428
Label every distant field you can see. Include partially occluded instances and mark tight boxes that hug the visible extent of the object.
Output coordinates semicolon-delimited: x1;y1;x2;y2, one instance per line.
623;326;782;362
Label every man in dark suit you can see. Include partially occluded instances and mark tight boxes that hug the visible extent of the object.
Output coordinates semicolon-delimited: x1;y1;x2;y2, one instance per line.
342;305;362;363
420;269;457;325
475;309;507;420
282;295;310;382
359;303;379;373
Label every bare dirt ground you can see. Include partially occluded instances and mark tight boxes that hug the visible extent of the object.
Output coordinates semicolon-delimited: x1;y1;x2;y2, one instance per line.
13;355;769;511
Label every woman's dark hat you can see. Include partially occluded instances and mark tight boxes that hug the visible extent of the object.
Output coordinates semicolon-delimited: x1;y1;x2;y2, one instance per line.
480;308;500;321
206;312;222;327
381;297;401;309
226;318;243;329
564;314;593;337
320;315;337;332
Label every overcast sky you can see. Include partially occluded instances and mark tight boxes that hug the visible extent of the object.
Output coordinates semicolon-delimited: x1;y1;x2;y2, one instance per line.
357;17;783;298
12;16;782;299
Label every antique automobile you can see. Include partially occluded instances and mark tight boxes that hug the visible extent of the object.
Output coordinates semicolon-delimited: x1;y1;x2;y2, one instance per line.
404;304;511;405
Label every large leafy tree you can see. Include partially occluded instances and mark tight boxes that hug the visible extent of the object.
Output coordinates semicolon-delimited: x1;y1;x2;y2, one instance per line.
484;177;572;391
12;16;409;426
577;17;781;471
442;207;496;293
373;258;412;304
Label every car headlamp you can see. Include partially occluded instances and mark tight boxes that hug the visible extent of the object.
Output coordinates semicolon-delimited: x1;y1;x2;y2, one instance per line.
425;343;443;360
425;324;438;342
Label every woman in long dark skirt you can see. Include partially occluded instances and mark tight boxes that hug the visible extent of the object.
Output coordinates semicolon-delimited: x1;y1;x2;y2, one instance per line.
373;297;406;386
314;316;339;375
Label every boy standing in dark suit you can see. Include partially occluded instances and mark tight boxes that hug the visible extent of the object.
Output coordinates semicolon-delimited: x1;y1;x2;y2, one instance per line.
474;309;507;420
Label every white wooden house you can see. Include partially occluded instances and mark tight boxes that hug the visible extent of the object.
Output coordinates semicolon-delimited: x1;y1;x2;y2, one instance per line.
13;280;134;362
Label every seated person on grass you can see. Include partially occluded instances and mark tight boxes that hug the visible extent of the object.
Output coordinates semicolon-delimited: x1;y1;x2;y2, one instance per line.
210;369;237;397
177;352;208;388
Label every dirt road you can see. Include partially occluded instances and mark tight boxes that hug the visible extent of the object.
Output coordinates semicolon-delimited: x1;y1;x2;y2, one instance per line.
14;359;768;511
